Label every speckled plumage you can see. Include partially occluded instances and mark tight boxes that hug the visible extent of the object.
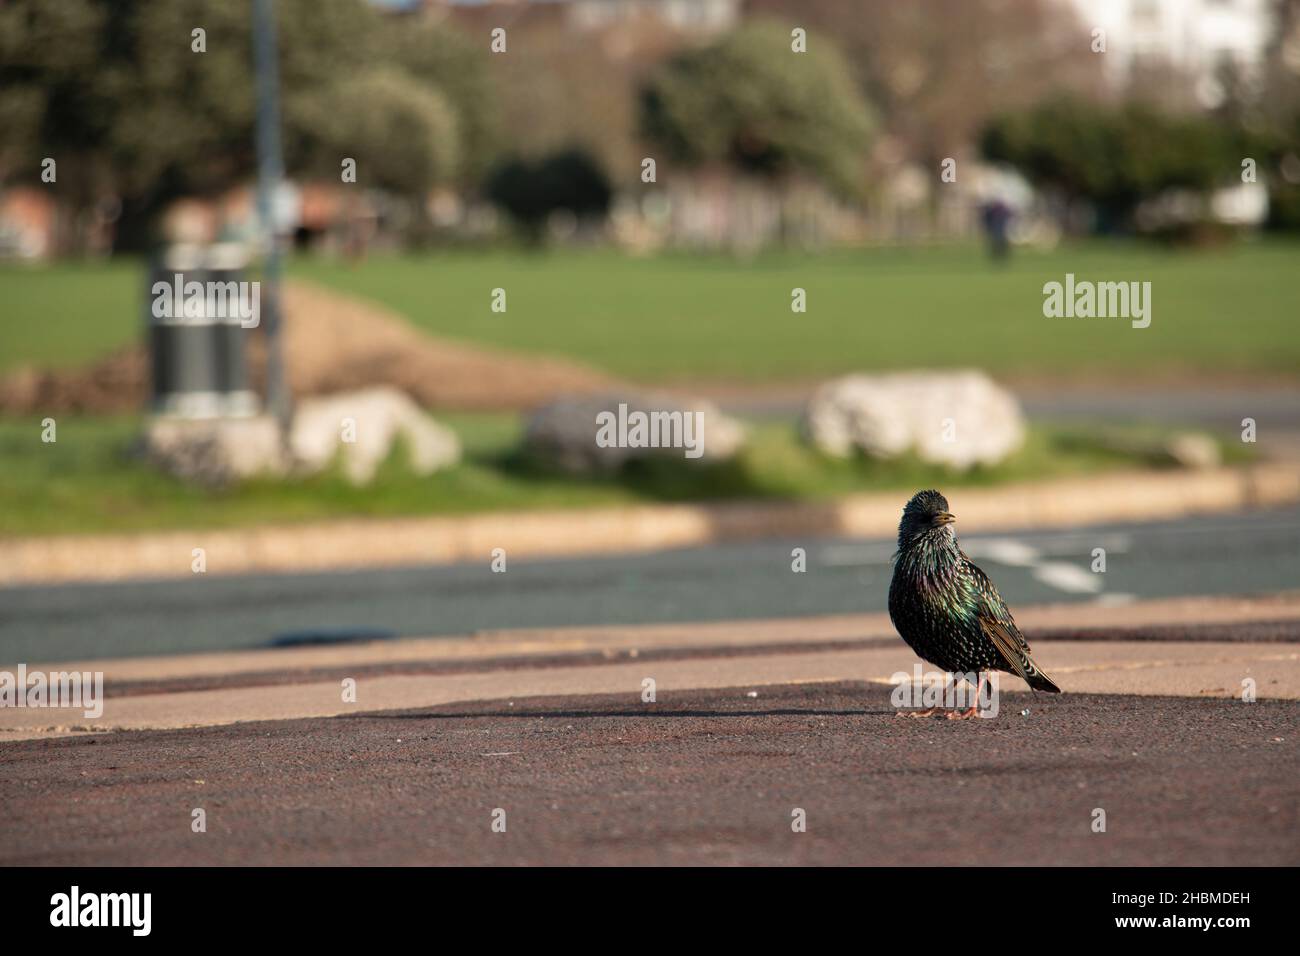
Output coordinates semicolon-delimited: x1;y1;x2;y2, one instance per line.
888;490;1060;692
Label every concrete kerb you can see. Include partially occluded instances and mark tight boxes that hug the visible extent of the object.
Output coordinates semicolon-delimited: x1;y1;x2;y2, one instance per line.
1;462;1296;587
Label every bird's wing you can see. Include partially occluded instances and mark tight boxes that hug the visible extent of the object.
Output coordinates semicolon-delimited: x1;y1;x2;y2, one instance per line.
964;559;1035;682
980;618;1033;683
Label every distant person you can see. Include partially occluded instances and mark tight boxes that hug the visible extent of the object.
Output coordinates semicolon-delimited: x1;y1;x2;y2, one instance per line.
980;199;1013;262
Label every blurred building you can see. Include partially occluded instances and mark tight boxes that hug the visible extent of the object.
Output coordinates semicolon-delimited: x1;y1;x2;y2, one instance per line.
418;0;738;37
0;187;118;260
0;188;55;260
565;0;739;33
1058;0;1274;106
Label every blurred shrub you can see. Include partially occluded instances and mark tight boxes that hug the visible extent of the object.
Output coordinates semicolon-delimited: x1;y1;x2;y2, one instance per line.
640;20;874;196
1268;180;1300;231
484;149;612;240
980;95;1239;231
1262;113;1300;232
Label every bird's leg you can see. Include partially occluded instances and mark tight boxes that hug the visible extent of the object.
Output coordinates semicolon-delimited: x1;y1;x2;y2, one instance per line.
900;672;958;718
898;674;962;719
944;671;983;720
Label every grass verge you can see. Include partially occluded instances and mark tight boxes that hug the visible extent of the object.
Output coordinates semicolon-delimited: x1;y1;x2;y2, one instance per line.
0;413;1244;537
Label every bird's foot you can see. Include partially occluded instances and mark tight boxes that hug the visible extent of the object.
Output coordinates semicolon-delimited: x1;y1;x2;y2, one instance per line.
897;707;946;719
896;706;982;720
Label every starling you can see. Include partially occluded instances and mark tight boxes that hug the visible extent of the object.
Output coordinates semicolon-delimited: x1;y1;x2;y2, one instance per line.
888;489;1060;718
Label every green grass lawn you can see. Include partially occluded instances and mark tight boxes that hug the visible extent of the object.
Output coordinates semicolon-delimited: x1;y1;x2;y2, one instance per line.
300;240;1300;381
0;413;1238;537
2;241;1297;381
0;259;140;372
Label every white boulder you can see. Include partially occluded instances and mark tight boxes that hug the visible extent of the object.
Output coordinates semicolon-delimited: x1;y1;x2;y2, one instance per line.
289;386;461;485
802;370;1026;470
141;414;285;487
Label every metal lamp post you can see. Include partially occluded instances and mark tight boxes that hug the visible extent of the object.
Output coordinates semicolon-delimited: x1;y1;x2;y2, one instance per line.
252;0;289;431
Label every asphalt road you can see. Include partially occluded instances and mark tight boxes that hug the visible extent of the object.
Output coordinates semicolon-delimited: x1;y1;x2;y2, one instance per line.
1;680;1294;865
1015;385;1300;431
2;509;1298;663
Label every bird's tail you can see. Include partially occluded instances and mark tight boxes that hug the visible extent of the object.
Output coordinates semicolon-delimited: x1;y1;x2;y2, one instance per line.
1026;664;1061;693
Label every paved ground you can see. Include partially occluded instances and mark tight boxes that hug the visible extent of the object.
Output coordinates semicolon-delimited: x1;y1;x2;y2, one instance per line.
1;681;1294;866
4;592;1298;740
4;509;1298;663
4;637;1298;739
4;595;1295;865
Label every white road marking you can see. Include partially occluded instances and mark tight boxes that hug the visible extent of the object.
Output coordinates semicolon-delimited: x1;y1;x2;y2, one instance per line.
964;537;1108;597
822;533;1128;599
1032;561;1103;594
819;533;1132;568
967;538;1040;567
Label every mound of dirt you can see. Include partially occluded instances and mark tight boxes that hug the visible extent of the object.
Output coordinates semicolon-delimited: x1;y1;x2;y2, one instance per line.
0;348;147;415
0;279;618;415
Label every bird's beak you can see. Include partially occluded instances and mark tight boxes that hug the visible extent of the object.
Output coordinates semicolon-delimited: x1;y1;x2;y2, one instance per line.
934;512;956;526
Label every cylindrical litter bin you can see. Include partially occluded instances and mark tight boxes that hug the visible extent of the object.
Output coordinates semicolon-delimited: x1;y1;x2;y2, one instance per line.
147;242;260;418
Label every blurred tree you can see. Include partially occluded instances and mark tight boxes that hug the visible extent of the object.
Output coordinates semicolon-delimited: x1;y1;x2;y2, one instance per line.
0;0;122;251
1264;0;1300;115
640;20;874;195
0;0;469;252
745;0;1103;170
383;16;500;186
293;67;458;195
483;17;652;190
